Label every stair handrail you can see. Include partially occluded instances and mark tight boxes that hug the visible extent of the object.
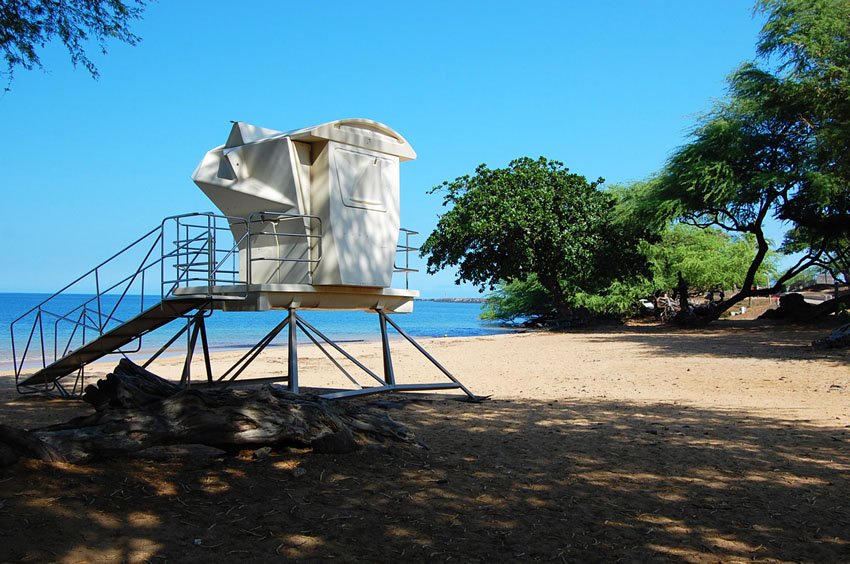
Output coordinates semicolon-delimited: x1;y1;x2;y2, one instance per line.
10;224;164;383
394;228;419;290
10;213;248;385
10;211;323;389
246;212;323;282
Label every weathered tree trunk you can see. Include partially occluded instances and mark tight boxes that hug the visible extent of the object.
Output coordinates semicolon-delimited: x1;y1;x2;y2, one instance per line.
813;322;850;349
1;359;420;465
760;292;850;322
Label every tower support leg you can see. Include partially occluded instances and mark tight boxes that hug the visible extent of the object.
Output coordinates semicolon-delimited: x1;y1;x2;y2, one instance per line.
287;308;299;394
179;312;213;387
380;311;478;400
378;309;396;386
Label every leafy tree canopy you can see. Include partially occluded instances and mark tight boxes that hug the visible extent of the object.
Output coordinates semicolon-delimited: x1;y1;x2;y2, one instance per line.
0;0;146;85
421;157;634;317
748;0;850;260
634;0;850;319
643;224;779;293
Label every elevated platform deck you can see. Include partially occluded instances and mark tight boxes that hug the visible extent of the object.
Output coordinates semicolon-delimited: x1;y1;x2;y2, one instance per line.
173;284;418;313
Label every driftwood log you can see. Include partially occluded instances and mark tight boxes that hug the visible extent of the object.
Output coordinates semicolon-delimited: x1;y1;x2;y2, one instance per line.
1;359;419;465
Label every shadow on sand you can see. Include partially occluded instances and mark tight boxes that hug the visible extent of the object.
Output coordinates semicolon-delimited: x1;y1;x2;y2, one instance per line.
579;319;849;365
1;394;848;562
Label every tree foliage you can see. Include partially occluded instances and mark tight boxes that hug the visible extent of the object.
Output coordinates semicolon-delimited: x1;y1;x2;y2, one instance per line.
480;276;551;322
753;0;850;280
423;167;667;323
635;0;850;319
481;222;780;322
482;275;654;322
0;0;146;84
643;224;778;293
421;157;634;317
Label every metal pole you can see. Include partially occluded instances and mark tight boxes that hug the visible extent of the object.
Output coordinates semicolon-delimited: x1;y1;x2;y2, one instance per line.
218;316;290;384
294;314;386;385
405;231;411;290
181;317;201;387
381;313;477;399
295;319;363;388
95;269;103;332
197;314;213;385
288;308;298;394
207;215;214;295
378;310;396;385
142;321;191;368
38;311;45;370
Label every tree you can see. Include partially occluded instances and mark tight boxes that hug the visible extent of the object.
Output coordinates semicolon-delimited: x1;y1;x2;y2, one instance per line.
642;224;779;293
480;276;552;322
421;157;611;318
640;0;850;320
0;0;146;85
751;0;850;286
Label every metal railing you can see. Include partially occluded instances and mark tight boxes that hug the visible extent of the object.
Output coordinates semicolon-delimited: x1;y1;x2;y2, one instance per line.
246;212;323;281
9;214;424;391
10;224;165;392
9;211;323;391
161;213;250;298
394;228;419;290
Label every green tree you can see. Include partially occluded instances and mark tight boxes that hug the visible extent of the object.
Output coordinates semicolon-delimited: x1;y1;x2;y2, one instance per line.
641;0;850;319
0;0;146;85
751;0;850;285
480;276;551;322
421;157;612;318
482;275;654;322
643;224;779;293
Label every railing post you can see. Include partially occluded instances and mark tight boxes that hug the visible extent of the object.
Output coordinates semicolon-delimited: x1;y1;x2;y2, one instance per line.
81;305;87;357
95;269;103;333
405;230;411;290
246;216;253;287
207;214;214;296
54;316;60;364
161;221;166;302
10;321;18;379
37;310;46;370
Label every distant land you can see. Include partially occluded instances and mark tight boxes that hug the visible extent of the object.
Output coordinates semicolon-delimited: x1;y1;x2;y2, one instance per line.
417;297;487;304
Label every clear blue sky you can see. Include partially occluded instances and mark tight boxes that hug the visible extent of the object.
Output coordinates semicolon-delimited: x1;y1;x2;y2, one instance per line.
0;1;769;297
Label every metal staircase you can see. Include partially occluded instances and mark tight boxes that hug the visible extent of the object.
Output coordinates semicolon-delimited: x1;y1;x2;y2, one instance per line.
9;211;475;401
18;298;209;388
10;213;249;396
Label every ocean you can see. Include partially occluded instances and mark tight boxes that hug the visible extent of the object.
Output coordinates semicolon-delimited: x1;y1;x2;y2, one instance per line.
1;293;511;372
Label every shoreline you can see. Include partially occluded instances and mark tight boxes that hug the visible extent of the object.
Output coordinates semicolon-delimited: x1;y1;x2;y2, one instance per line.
2;321;847;429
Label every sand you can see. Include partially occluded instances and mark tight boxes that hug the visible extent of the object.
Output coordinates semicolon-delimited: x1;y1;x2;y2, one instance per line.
0;320;848;562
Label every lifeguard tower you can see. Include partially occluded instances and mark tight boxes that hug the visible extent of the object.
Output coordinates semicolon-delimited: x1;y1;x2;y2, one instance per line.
10;119;476;400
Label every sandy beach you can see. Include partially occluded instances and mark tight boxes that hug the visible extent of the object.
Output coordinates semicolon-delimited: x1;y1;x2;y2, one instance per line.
1;320;848;562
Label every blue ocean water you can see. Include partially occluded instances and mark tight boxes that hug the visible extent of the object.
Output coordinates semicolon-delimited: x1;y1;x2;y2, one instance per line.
1;293;510;372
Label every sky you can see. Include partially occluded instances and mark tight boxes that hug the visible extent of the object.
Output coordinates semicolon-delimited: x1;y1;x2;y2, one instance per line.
0;1;770;298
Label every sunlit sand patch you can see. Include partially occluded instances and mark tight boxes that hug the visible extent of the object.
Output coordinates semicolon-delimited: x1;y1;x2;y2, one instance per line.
198;472;231;494
275;533;323;557
126;511;161;527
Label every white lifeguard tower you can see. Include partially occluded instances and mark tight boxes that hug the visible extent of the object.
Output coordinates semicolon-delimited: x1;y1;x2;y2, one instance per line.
11;119;476;400
188;118;417;311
